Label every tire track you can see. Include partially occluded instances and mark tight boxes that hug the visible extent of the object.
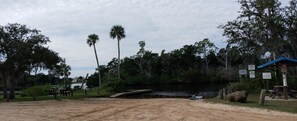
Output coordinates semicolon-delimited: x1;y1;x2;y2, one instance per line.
63;106;113;120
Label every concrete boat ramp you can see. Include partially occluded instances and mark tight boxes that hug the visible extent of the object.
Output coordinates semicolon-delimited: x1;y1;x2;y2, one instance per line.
110;89;152;98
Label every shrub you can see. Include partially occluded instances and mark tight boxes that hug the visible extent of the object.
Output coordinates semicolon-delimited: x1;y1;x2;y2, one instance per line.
106;81;125;92
288;76;297;90
227;82;250;93
20;85;51;100
88;85;114;97
99;86;113;96
126;75;149;85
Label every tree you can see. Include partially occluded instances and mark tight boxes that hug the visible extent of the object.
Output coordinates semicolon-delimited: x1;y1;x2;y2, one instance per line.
180;44;199;70
110;25;126;81
0;23;62;100
87;34;101;88
135;41;146;74
48;60;71;88
138;41;146;56
59;60;71;88
195;38;218;73
220;0;287;62
284;0;297;58
217;45;231;70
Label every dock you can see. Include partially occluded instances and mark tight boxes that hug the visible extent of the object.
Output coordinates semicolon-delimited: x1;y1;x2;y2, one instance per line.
110;89;153;98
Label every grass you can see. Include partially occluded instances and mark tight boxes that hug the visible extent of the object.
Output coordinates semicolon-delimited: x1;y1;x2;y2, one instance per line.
0;88;114;103
205;90;297;114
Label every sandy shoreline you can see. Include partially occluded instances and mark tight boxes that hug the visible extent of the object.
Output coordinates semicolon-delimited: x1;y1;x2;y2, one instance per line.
0;98;296;121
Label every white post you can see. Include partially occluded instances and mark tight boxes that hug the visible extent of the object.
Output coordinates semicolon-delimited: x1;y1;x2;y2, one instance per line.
283;72;289;100
282;73;287;86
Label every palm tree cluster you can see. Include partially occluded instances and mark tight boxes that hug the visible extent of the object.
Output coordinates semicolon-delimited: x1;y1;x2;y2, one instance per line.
86;25;125;88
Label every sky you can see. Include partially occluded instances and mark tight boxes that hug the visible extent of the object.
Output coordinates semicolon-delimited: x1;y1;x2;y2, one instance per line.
0;0;290;77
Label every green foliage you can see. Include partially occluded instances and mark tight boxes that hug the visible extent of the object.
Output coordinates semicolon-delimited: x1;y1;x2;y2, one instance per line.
110;25;126;40
110;25;126;81
288;75;297;90
0;23;62;71
248;78;265;90
86;33;101;88
220;0;297;60
87;34;99;47
125;75;150;85
158;74;172;84
106;81;125;92
20;73;62;87
87;73;99;88
227;82;250;93
13;0;297;93
20;84;51;98
226;77;265;93
180;70;205;83
88;86;114;97
0;23;62;99
86;38;243;90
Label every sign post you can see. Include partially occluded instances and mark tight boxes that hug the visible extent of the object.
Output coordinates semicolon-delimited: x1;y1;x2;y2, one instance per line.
249;71;255;78
262;72;272;91
248;64;255;79
239;69;247;80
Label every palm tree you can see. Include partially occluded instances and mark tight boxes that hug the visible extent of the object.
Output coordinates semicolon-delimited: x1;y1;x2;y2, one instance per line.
87;34;101;87
110;25;126;81
60;61;71;88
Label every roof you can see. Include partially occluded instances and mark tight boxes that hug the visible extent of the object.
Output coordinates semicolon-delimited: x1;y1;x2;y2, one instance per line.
257;57;297;69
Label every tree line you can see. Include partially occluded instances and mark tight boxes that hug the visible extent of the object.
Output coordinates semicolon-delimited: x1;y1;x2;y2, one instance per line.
87;0;297;89
87;38;243;88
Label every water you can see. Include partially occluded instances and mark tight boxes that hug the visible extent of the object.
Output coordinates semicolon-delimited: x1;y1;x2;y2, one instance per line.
125;82;227;98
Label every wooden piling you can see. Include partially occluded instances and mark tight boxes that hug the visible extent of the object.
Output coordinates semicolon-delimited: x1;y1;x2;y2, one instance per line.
284;86;288;100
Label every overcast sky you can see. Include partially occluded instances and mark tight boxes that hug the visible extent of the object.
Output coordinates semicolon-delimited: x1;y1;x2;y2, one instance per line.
0;0;289;77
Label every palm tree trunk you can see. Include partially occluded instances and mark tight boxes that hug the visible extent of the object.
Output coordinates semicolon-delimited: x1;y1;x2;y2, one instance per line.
204;51;209;73
93;44;101;87
225;52;228;70
117;39;121;81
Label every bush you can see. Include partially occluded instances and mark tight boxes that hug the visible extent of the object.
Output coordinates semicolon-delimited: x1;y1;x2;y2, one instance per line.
99;86;113;96
288;76;297;90
20;85;51;100
88;85;114;97
106;81;125;92
126;75;149;85
227;82;250;93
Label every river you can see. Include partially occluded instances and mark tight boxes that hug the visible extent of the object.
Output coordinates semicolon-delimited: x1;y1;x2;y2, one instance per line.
125;82;227;98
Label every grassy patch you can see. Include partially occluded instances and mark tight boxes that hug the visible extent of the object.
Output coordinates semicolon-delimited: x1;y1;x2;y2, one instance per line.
206;91;297;114
0;88;114;103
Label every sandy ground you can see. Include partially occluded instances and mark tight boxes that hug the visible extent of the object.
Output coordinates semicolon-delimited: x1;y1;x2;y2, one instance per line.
0;98;297;121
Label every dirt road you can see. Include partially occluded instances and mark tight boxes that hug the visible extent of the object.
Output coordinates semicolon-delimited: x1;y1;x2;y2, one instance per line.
0;98;296;121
